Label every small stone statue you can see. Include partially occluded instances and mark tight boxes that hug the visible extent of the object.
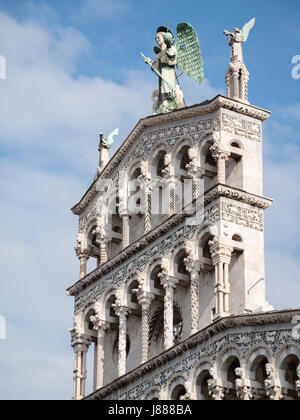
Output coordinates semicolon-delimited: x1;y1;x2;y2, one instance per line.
223;18;255;102
224;18;255;64
264;363;282;400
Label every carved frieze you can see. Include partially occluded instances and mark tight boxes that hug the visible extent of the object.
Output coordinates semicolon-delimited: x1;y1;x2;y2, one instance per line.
222;113;262;142
222;201;263;231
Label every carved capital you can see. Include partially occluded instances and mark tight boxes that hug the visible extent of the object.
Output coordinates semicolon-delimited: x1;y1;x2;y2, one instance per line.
75;247;89;260
159;274;178;290
136;291;155;309
113;305;131;319
90;315;109;332
70;332;91;351
209;237;233;265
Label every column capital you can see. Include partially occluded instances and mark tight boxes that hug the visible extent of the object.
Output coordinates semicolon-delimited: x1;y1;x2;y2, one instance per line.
70;332;91;351
113;305;131;319
75;247;89;259
209;237;233;265
136;291;155;308
210;139;230;162
184;258;205;277
158;272;178;290
90;315;110;332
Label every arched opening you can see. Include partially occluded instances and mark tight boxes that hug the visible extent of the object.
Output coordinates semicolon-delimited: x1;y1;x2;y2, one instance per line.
249;355;269;400
196;369;213;400
127;280;139;305
128;165;144;244
174;145;192;212
222;356;240;400
279;354;300;399
171;384;187;400
105;294;117;322
107;204;123;259
231;141;241;149
86;224;100;272
173;249;190;282
151;150;169;226
201;140;217;192
232;234;242;243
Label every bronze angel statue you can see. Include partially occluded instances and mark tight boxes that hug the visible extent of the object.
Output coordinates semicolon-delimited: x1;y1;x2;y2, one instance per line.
142;23;204;115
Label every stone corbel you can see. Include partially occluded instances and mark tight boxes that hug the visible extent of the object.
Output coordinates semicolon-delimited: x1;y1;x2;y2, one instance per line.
235;368;253;400
207;367;224;400
264;363;283;400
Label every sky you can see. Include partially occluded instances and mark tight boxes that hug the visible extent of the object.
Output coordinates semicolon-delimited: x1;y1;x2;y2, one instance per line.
0;0;299;400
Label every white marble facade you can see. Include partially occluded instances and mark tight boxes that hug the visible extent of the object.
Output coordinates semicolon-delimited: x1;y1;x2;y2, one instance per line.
68;94;299;400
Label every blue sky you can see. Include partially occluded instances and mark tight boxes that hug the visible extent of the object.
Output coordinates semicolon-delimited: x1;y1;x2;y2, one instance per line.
0;0;299;400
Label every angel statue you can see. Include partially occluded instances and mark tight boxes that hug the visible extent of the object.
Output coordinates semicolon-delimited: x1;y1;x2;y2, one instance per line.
224;18;256;64
141;23;204;115
223;18;255;102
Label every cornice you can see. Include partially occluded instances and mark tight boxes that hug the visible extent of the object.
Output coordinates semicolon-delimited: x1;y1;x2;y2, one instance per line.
205;184;273;209
71;95;271;216
85;309;300;400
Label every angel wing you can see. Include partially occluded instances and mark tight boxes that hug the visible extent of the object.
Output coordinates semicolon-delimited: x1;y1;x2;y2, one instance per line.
240;17;256;42
108;128;119;147
175;22;204;85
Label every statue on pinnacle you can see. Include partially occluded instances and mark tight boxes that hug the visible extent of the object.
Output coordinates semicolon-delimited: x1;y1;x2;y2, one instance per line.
142;23;204;115
224;18;256;103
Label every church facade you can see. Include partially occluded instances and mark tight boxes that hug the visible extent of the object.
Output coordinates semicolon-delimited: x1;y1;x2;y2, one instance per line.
67;25;300;401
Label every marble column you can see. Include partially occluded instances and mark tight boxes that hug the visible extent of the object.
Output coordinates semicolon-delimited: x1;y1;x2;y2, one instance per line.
211;148;230;184
121;214;130;249
137;292;154;363
99;238;108;266
186;262;204;335
92;320;109;391
77;251;89;280
72;336;90;400
114;306;130;377
209;238;233;320
159;274;178;350
144;184;152;234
